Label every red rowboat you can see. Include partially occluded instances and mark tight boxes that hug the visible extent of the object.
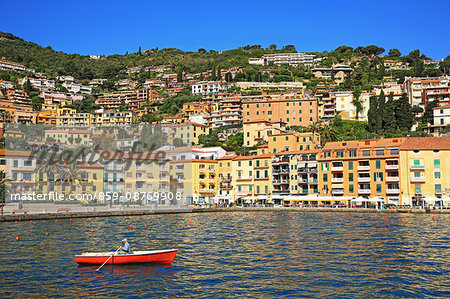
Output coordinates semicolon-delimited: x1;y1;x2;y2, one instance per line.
75;249;178;265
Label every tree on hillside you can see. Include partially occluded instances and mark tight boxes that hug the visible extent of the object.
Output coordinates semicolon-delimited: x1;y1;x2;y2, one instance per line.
216;66;221;81
283;45;297;52
383;94;396;133
225;72;233;82
367;95;378;133
388;48;401;57
395;94;414;130
198;48;206;53
351;90;363;120
211;65;216;81
422;99;439;125
269;44;277;50
375;90;385;133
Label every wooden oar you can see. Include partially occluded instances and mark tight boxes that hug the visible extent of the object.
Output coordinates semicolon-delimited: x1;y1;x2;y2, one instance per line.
96;248;121;271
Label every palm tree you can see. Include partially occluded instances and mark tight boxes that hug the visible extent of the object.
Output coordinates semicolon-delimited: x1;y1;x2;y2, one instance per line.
319;124;338;146
35;157;63;195
63;162;86;195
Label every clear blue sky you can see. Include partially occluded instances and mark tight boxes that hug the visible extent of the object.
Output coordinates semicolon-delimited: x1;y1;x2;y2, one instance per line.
1;0;449;59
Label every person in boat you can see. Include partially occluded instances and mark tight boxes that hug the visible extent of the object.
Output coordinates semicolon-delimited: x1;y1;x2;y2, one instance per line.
118;238;131;254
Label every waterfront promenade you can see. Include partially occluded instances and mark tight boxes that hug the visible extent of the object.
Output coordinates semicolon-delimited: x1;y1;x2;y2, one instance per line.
0;202;448;222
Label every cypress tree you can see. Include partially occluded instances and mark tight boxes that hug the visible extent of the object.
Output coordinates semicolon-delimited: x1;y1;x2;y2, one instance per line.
211;65;216;81
375;90;385;133
217;66;221;81
422;99;439;125
383;94;396;133
367;95;378;133
395;93;414;130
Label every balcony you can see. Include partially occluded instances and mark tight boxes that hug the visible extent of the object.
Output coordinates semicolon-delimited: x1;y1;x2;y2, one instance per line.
331;166;343;172
386;188;400;194
410;177;425;183
274;168;289;174
272;160;289;165
358;189;371;194
331;178;344;183
358;177;371;182
386;176;399;182
410;165;425;170
222;178;232;183
358;165;370;171
331;189;344;195
273;179;289;185
273;189;290;194
435;190;443;195
386;164;399;170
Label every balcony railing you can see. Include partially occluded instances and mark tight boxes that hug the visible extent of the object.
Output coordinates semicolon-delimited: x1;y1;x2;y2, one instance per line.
385;164;399;170
357;177;371;182
331;178;344;183
331;166;343;172
358;189;371;194
386;189;400;194
358;165;370;171
410;165;425;170
386;176;399;182
331;189;344;195
410;177;425;183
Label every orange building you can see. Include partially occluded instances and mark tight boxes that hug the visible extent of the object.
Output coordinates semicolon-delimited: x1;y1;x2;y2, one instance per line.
318;138;404;206
242;96;318;126
268;132;320;153
36;110;58;125
0;100;36;124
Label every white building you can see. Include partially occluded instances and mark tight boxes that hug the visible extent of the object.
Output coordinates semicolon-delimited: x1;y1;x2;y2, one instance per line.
332;91;374;121
433;105;450;127
248;53;315;66
19;77;55;90
191;81;228;95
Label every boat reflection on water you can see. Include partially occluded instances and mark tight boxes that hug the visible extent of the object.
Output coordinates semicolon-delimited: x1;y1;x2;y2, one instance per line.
76;263;177;281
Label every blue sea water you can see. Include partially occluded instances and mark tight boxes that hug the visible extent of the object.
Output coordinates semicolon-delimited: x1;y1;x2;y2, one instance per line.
0;211;449;298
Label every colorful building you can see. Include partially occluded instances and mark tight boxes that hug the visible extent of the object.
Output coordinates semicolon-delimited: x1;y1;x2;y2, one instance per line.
399;137;450;207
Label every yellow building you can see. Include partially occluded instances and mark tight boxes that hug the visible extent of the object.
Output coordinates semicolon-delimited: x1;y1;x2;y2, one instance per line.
243;120;286;147
232;156;254;204
122;152;170;202
399;137;450;207
191;159;218;206
58;113;90;127
252;153;273;204
268;132;320;153
217;155;234;204
162;122;209;146
36;162;104;202
90;111;134;126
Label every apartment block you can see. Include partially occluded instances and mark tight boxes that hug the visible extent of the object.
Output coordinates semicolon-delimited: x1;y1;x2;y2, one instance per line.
5;89;30;106
399;137;450;207
191;159;218;206
0;100;36;124
249;53;315;66
243;96;318;126
191;81;228;95
235;81;306;92
421;86;450;107
404;77;449;106
318;138;405;206
89;110;134;126
243;120;286;147
0;59;28;72
268;132;320;153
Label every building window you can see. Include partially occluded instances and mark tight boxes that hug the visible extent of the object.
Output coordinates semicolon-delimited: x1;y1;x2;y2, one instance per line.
390;149;399;155
13;160;18;167
434;171;441;179
374;172;383;181
348;161;353;170
349;173;353;182
375;149;384;156
24;160;32;166
349;184;354;193
434;159;440;168
349;150;357;157
435;184;442;194
376;184;382;193
323;173;328;182
415;184;421;194
376;160;381;169
362;150;370;157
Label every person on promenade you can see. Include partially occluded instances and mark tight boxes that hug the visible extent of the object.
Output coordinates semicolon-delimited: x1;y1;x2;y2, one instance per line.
118;238;131;254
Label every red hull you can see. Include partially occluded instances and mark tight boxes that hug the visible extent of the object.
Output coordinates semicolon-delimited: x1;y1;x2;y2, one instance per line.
75;249;177;265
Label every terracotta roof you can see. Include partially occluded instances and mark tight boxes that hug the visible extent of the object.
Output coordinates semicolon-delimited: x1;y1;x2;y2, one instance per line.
232;156;254;161
217;155;235;160
275;149;319;156
400;137;450;150
192;159;217;163
254;153;275;158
